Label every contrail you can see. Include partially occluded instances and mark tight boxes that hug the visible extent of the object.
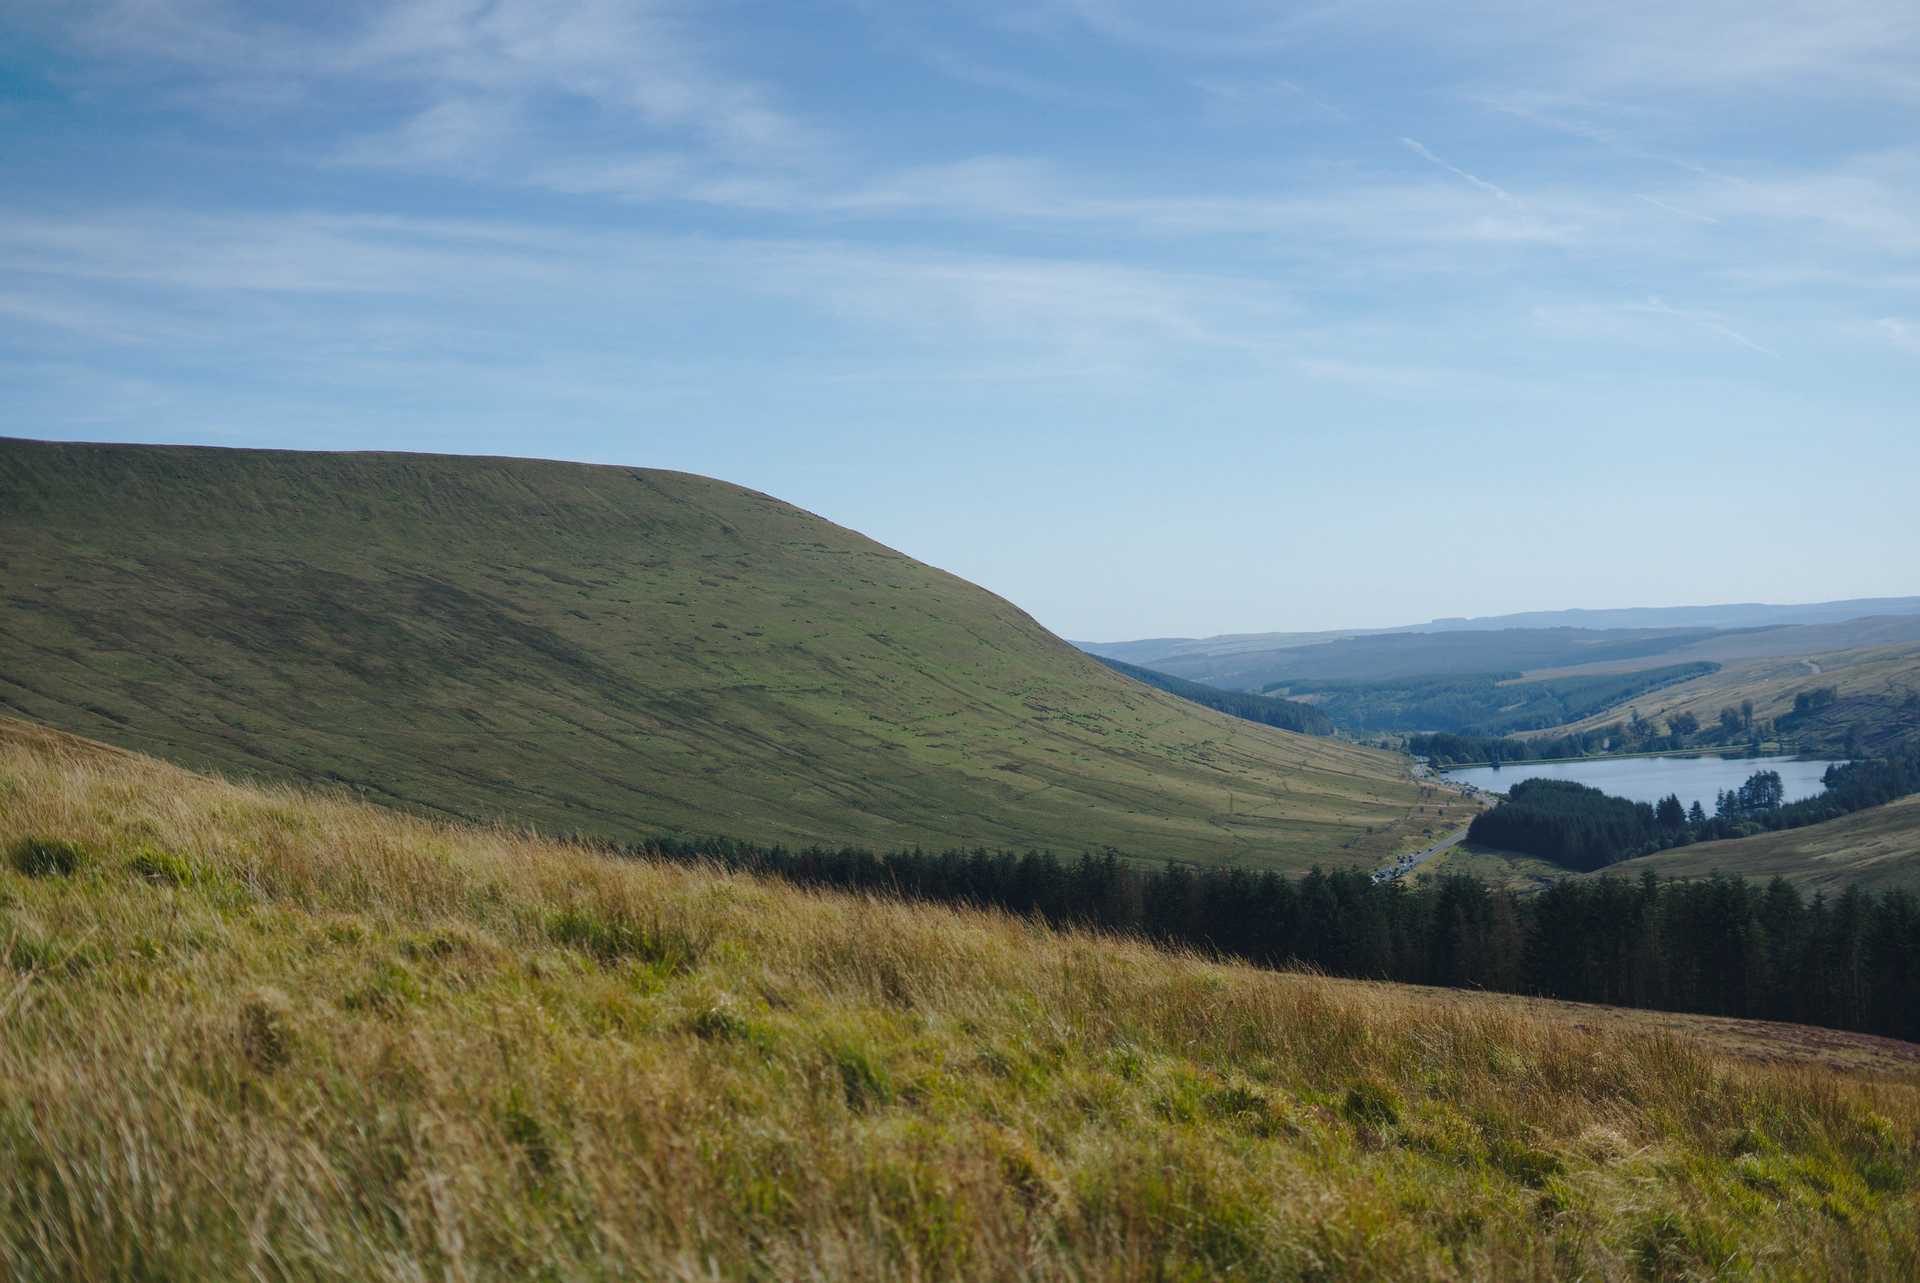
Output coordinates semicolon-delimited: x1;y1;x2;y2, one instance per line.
1401;138;1509;198
1639;195;1720;224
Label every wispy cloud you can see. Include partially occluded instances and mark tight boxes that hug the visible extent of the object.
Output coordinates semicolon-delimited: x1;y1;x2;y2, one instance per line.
6;0;1919;640
1706;153;1920;258
1639;195;1720;224
1400;139;1510;199
914;45;1094;105
1636;295;1779;357
1195;76;1348;123
63;0;822;163
1032;0;1920;101
1879;317;1920;352
0;208;1293;374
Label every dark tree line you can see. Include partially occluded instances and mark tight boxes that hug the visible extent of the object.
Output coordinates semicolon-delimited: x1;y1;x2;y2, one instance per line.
1763;743;1920;826
1409;708;1746;767
1521;872;1920;1032
1407;689;1827;767
613;831;1920;1043
1466;779;1665;872
1407;729;1611;767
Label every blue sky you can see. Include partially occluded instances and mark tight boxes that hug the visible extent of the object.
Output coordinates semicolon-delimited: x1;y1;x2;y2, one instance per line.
3;0;1917;639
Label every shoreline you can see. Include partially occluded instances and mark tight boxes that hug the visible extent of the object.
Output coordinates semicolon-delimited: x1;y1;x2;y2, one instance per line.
1433;747;1847;772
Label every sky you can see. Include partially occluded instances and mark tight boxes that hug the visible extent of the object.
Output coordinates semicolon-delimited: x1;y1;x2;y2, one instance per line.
3;0;1917;641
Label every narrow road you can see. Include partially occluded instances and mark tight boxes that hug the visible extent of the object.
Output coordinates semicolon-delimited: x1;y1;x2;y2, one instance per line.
1802;658;1823;675
1371;822;1474;884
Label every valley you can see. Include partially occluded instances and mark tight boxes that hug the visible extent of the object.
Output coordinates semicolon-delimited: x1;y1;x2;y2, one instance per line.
1077;602;1920;900
2;443;1917;1277
1082;611;1920;758
13;2;1918;1272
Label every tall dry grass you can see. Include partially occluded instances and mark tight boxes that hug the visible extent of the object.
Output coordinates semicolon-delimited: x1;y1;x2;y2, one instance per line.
1;715;1917;1281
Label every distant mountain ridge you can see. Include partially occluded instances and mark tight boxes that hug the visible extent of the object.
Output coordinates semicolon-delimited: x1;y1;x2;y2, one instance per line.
1416;599;1920;633
1075;597;1920;681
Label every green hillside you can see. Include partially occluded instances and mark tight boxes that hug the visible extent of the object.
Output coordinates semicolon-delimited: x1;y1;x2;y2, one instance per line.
1089;654;1335;735
0;439;1413;864
1415;790;1920;896
1597;793;1920;894
1538;642;1920;757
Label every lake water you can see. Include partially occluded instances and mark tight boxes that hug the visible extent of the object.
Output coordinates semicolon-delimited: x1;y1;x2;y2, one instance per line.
1441;754;1843;812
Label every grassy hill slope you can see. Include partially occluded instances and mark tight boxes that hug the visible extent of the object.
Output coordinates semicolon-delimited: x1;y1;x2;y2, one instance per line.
1598;793;1920;894
3;718;1917;1278
1533;642;1920;755
0;439;1411;865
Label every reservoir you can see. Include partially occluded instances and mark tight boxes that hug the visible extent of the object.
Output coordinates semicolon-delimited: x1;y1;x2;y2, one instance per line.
1441;754;1841;813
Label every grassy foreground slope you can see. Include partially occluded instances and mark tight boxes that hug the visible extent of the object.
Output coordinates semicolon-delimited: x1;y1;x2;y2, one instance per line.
4;720;1920;1279
0;439;1410;865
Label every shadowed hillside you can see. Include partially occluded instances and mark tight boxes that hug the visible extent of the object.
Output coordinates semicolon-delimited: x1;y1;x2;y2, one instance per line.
0;439;1411;864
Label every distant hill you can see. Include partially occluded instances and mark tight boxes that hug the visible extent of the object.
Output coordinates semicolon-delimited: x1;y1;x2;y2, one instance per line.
1078;617;1920;692
1111;627;1730;689
1416;598;1920;633
0;439;1412;864
1538;638;1920;756
1522;616;1920;678
1090;656;1334;736
1080;598;1920;661
1077;597;1920;673
1597;794;1920;895
1072;631;1372;665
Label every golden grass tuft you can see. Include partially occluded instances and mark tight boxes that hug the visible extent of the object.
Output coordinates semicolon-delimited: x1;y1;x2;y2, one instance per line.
1;715;1918;1279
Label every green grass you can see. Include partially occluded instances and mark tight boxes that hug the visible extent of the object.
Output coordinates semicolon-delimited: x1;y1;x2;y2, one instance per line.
1536;643;1920;756
0;439;1414;867
1414;792;1920;896
1599;793;1920;894
5;716;1919;1279
1411;841;1571;894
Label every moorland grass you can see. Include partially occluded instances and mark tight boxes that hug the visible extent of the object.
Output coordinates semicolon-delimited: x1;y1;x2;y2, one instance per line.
2;718;1918;1280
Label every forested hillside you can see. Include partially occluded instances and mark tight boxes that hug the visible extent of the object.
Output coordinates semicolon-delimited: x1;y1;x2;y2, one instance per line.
1092;655;1334;735
1269;662;1716;736
1465;746;1920;871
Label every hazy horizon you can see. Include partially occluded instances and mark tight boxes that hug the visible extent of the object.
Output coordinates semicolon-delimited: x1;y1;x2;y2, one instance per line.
1071;595;1920;646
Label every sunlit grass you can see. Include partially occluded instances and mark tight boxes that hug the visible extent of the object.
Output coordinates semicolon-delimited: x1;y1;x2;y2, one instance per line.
2;717;1917;1280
